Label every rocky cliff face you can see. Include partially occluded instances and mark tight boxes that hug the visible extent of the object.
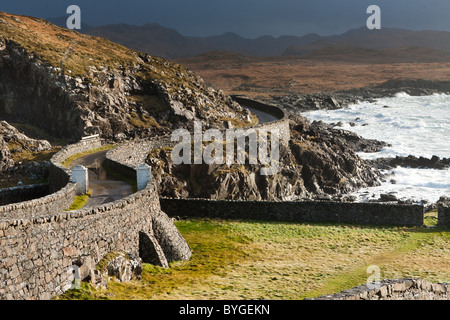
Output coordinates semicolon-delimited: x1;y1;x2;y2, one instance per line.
0;120;51;172
0;137;13;172
147;114;381;201
0;13;254;143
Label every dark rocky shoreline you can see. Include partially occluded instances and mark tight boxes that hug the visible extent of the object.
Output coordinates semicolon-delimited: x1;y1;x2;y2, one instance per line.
368;155;450;171
263;78;450;171
265;79;450;113
257;78;450;204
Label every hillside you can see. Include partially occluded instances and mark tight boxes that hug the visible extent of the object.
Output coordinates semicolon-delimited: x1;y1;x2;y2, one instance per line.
0;12;253;142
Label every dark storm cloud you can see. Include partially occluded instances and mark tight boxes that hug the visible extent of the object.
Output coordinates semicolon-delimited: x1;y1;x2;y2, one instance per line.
1;0;450;37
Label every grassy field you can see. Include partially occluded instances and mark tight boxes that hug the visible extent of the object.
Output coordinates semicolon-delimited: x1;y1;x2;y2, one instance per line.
59;217;450;300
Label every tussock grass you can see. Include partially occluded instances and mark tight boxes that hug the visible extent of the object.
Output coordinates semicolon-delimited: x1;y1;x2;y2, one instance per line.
58;218;450;300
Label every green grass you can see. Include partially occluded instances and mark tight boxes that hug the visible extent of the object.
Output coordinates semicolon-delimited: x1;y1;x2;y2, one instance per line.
57;218;450;300
424;209;438;227
65;189;92;211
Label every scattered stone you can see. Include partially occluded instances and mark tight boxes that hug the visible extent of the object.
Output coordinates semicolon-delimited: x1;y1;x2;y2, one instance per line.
308;279;450;300
369;155;450;170
105;252;143;283
380;193;398;202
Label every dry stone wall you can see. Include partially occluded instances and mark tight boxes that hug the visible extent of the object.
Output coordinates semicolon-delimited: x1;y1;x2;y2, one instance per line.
105;135;175;176
0;184;49;206
0;181;186;299
160;197;424;227
0;136;191;300
438;197;450;228
0;137;102;221
0;183;75;220
232;96;290;144
310;279;450;300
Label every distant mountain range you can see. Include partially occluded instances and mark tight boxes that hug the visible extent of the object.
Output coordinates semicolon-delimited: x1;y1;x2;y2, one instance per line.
283;28;450;56
46;17;450;60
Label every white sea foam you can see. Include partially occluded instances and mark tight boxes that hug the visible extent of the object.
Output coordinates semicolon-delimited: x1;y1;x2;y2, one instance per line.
302;93;450;203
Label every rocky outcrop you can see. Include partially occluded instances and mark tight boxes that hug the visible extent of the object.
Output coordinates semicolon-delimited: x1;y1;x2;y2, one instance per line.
0;121;51;153
300;118;389;153
368;155;450;170
104;252;143;283
147;113;381;201
289;114;382;195
0;39;86;140
0;138;14;172
265;79;450;113
0;121;51;172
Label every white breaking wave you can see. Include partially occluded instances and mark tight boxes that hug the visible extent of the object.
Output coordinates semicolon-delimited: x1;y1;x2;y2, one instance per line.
303;93;450;203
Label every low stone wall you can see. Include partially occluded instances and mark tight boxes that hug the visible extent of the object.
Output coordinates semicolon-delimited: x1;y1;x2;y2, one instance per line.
0;182;190;300
0;135;191;300
49;136;102;192
0;184;75;220
160;198;425;227
233;96;291;144
309;279;450;300
437;197;450;228
0;184;49;206
105;135;175;179
0;137;103;221
232;96;286;121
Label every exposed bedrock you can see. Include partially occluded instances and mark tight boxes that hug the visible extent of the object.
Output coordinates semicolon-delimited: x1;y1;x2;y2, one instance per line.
148;113;381;201
265;79;450;114
0;37;253;143
0;120;52;172
369;155;450;170
0;42;85;140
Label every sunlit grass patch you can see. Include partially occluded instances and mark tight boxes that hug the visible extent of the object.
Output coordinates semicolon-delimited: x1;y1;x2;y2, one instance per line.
424;209;438;227
65;189;92;211
57;218;450;300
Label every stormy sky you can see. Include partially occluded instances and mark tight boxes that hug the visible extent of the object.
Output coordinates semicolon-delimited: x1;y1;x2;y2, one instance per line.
1;0;450;38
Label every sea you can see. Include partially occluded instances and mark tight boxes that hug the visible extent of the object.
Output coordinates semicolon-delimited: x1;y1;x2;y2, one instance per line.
302;92;450;204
